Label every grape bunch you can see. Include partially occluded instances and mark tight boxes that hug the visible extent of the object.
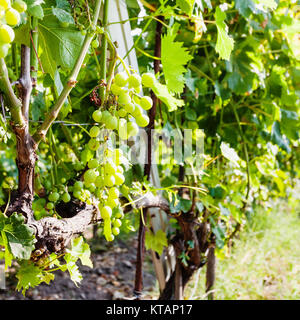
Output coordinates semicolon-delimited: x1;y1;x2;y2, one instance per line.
0;0;27;58
44;70;158;242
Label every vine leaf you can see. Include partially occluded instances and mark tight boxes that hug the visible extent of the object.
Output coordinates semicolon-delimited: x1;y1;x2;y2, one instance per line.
215;7;234;61
220;142;241;167
67;236;93;268
0;213;36;261
161;28;193;94
176;0;195;16
38;15;84;78
145;229;168;256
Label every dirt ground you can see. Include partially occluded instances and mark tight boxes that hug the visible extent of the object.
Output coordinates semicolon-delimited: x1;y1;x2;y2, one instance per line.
0;234;158;300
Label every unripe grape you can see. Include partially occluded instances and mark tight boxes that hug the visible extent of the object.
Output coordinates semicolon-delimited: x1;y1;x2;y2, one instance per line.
104;174;115;187
88;138;100;151
95;175;104;188
127;121;139;138
118;92;131;105
140;96;153;110
49;192;60;202
108;187;119;199
111;83;122;96
114;172;125;185
141;73;156;88
12;0;27;12
128;74;141;88
113;219;122;228
0;43;9;58
89;125;100;138
92;39;99;48
112;227;120;236
106;234;115;242
62;192;71;203
104;161;117;175
106;197;118;209
5;8;20;26
47;202;54;210
74;181;84;190
0;0;10;9
117;108;127;117
105;115;118;130
114;72;127;87
60;21;69;28
101;205;112;219
131;104;143;118
118;119;128;140
124;102;135;113
101;110;111;124
135;114;150;127
115;210;124;219
73;190;82;199
0;24;15;43
117;165;124;174
84;169;97;184
92;110;102;122
88;158;99;169
87;183;96;193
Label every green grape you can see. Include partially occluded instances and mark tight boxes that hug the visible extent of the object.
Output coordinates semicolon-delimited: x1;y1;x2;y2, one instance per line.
0;0;10;9
101;110;112;124
114;172;125;185
106;234;115;242
131;104;143;118
89;125;100;138
135;114;150;127
87;183;96;193
49;192;60;202
140;96;153;110
0;43;9;58
106;197;118;209
113;218;122;228
84;169;97;184
124;102;135;113
74;181;84;190
115;210;124;219
127;121;139;138
114;72;128;87
60;21;69;28
61;177;67;184
62;192;71;203
128;74;141;88
73;190;82;199
81;30;87;36
104;161;117;175
112;227;120;236
111;83;122;96
118;119;128;140
92;110;102;122
47;202;54;210
88;158;99;169
132;95;141;104
12;0;27;12
108;187;119;199
0;24;15;43
104;174;115;187
118;92;131;105
88;138;100;151
141;73;156;88
101;205;112;219
105;114;118;130
117;108;127;117
92;39;99;48
95;176;104;188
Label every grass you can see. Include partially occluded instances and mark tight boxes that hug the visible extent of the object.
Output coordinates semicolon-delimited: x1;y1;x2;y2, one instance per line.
185;199;300;300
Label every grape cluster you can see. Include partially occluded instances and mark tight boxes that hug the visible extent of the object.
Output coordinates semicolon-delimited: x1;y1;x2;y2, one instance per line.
0;0;27;58
44;71;157;242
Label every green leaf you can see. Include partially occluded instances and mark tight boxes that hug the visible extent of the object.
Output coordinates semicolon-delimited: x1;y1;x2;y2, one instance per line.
145;229;168;256
161;28;193;94
28;5;44;19
220;141;241;167
152;81;185;112
38;15;84;77
176;0;195;16
0;213;35;261
215;7;234;61
64;253;83;286
52;7;75;24
31;92;46;121
16;261;44;295
68;236;93;268
271;121;291;153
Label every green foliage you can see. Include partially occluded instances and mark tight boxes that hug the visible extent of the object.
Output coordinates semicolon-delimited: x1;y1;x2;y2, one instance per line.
145;229;168;256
